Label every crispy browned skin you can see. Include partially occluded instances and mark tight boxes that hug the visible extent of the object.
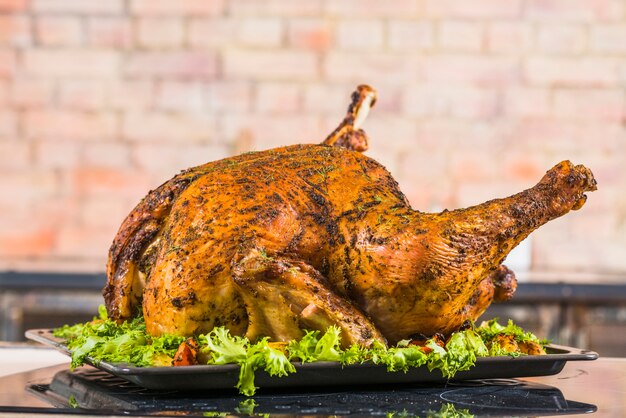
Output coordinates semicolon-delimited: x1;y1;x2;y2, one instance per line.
104;85;596;346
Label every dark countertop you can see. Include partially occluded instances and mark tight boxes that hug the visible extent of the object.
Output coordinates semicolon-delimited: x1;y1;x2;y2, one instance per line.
523;358;626;418
0;354;623;417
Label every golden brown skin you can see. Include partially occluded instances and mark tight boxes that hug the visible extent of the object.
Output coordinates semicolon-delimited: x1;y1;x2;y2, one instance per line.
104;85;597;346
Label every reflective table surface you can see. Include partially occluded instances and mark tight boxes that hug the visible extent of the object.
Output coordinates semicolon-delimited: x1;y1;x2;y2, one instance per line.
0;351;624;417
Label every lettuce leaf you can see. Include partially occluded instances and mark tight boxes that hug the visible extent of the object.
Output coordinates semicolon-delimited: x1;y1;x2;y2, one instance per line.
201;327;248;365
54;306;183;369
372;343;429;372
477;318;541;344
286;326;342;363
440;330;489;377
237;338;295;396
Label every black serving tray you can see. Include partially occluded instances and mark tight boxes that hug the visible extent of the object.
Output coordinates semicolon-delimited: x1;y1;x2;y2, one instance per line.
26;328;598;392
25;367;598;416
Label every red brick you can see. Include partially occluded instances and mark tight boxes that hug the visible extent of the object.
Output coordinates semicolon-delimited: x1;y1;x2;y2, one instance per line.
229;0;322;16
220;114;323;149
532;229;610;272
525;57;620;87
400;85;442;117
32;0;124;14
388;20;434;52
0;15;31;47
223;49;318;81
79;197;134;228
0;227;56;257
403;86;498;120
0;109;17;136
510;120;571;154
24;110;118;140
0;140;30;169
54;225;117;258
125;51;218;78
0;170;58;202
131;0;225;16
69;167;153;199
288;18;333;51
131;143;231;174
23;50;120;77
415;119;502;154
303;83;354;115
58;80;105;110
238;18;284;47
0;0;28;12
324;52;420;83
136;17;185;48
81;142;131;168
501;153;551;183
553;89;625;121
590;24;626;53
337;19;384;51
455;180;530;209
326;0;421;17
255;83;302;113
0;80;6;105
425;0;522;18
449;151;498;182
187;18;236;48
87;17;132;48
502;87;551;118
29;199;78;230
154;80;206;112
34;140;81;168
397;152;449;197
527;0;624;22
361;115;418;154
0;49;16;76
438;21;484;52
187;18;238;49
536;24;586;54
122;111;216;143
486;22;533;53
402;180;456;213
35;16;83;46
423;55;519;86
206;81;252;112
570;207;618;239
105;79;153;110
9;78;54;107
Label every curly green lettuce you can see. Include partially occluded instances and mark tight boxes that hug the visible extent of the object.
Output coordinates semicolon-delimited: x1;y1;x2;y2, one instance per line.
53;310;546;396
53;306;183;368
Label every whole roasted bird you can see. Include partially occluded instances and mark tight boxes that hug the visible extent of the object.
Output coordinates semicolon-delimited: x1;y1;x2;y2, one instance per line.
104;85;597;346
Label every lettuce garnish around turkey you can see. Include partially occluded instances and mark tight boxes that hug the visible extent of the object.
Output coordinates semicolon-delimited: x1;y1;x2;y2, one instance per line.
53;308;548;396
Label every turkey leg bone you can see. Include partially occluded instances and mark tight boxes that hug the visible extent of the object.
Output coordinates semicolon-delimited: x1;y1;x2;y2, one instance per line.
322;84;376;152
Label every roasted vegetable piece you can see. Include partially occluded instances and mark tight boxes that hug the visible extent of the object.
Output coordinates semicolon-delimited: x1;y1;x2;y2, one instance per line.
172;338;199;366
104;85;597;346
519;340;547;355
492;334;520;353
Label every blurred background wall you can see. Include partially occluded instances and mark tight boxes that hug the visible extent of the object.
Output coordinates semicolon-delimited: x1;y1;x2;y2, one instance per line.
0;0;625;277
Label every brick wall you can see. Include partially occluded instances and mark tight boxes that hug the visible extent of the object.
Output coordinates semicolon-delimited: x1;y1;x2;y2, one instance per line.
0;0;625;276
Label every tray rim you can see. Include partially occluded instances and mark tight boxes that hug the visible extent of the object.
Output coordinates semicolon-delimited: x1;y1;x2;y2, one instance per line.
25;327;599;376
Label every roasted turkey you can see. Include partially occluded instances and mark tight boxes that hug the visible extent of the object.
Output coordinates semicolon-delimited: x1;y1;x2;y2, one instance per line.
104;85;597;346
